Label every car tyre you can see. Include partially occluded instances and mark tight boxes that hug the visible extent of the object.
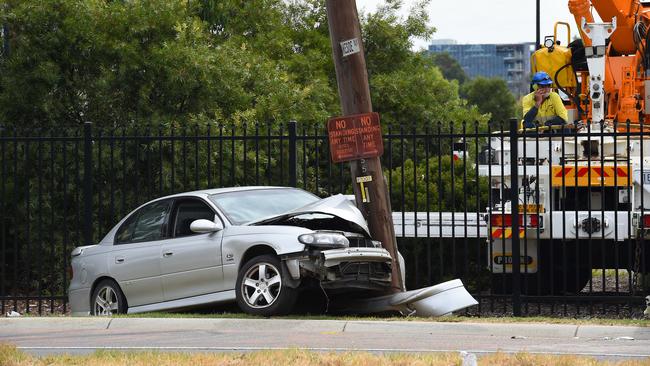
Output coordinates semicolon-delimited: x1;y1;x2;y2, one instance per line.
90;279;127;316
236;254;297;316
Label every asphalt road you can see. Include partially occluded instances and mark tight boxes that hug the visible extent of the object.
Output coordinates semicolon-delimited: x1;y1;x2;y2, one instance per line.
2;317;650;359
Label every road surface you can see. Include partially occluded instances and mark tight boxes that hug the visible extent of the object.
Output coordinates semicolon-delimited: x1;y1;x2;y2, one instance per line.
1;317;649;359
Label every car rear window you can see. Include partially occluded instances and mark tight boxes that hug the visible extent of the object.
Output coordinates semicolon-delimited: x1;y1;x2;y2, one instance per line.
209;188;319;225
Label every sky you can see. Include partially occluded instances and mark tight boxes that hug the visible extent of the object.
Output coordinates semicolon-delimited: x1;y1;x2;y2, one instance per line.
355;0;588;50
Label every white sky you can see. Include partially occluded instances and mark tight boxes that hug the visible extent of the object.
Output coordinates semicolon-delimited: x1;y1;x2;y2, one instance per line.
356;0;590;50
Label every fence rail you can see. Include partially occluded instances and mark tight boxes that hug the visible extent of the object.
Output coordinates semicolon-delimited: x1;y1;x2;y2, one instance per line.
0;120;648;317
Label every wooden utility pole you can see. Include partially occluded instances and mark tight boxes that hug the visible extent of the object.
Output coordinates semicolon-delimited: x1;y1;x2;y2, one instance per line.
325;0;404;292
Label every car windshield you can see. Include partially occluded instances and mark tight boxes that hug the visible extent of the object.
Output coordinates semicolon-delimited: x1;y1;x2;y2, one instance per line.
209;188;320;225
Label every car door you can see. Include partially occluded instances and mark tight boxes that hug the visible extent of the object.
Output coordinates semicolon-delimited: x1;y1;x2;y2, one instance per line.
160;197;225;301
109;199;171;307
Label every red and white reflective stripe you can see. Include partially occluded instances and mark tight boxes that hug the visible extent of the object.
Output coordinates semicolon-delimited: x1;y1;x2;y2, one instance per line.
551;166;630;186
491;228;525;239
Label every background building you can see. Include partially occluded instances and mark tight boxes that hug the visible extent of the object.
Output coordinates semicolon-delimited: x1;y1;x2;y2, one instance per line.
428;41;536;97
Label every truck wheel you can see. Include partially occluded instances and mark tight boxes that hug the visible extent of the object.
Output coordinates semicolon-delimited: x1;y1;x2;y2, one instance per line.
236;255;297;316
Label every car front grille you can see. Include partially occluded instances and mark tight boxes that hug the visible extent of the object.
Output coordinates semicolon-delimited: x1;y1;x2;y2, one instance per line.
339;261;391;280
346;236;378;248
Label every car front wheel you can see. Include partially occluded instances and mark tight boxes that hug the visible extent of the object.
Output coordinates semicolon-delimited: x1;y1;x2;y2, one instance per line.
90;279;127;316
236;255;297;316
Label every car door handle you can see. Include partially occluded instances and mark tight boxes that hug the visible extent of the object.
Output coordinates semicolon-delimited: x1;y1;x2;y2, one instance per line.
115;257;125;264
163;252;174;258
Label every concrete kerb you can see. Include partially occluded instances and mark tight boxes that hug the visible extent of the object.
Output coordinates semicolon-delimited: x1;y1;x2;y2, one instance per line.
0;317;111;331
1;317;647;340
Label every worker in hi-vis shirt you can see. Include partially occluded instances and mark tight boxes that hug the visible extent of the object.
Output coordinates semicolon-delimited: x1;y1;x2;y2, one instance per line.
521;71;568;130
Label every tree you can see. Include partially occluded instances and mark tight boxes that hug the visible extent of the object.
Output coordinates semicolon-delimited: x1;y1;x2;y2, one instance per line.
461;77;516;123
386;156;489;212
362;0;434;76
370;57;484;127
0;0;485;129
361;0;485;127
0;0;329;127
429;52;467;84
0;0;224;126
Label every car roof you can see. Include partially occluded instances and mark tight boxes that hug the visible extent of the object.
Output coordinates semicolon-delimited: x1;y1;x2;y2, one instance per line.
159;186;298;200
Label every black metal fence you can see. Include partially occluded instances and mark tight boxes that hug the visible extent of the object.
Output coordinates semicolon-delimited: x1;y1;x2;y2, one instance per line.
0;120;647;317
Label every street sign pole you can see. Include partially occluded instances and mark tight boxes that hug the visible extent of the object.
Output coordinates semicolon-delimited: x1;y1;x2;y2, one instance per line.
325;0;404;292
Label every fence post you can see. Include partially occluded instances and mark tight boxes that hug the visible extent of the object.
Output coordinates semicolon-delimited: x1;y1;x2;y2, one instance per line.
83;122;93;246
1;24;9;58
509;118;521;316
288;120;297;187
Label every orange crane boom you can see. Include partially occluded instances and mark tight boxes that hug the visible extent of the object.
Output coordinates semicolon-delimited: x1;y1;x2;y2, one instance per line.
535;0;650;127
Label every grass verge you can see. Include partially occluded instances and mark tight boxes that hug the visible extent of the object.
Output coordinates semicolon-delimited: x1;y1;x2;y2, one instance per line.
1;344;649;366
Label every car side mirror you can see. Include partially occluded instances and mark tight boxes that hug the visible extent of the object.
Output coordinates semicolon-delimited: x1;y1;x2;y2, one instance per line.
190;219;223;233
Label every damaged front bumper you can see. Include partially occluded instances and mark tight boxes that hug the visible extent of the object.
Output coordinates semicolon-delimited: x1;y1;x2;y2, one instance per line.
284;246;393;291
283;246;478;316
321;247;392;267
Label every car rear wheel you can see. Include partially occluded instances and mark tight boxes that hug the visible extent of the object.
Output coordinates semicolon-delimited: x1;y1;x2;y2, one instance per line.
91;279;127;316
236;255;297;316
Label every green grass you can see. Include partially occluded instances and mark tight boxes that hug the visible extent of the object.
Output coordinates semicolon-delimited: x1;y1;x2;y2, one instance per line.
2;344;650;366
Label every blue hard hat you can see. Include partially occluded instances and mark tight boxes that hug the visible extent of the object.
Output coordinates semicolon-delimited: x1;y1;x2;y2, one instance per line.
531;71;553;86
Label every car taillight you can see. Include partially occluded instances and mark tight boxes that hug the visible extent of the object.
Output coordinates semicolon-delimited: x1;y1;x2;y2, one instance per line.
490;214;540;228
67;265;73;280
643;214;650;228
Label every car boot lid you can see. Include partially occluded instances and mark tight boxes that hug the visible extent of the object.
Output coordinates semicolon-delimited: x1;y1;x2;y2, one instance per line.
250;194;370;236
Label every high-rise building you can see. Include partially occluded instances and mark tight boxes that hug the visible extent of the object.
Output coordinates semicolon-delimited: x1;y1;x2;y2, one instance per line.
428;41;536;97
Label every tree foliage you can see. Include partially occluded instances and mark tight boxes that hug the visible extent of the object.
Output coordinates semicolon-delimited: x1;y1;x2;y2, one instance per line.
360;1;484;126
461;77;516;123
387;156;489;212
0;0;484;129
429;52;467;84
371;58;483;126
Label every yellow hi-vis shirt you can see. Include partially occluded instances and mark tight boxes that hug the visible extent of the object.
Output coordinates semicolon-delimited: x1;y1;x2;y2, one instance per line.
521;91;568;128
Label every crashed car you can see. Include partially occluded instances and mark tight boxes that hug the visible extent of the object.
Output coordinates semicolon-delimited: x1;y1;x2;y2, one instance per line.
68;186;394;316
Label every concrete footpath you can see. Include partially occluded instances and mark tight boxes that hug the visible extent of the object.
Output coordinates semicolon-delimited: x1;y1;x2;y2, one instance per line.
1;317;650;358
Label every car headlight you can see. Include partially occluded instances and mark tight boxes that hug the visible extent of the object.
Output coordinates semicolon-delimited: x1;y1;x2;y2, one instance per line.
298;232;349;248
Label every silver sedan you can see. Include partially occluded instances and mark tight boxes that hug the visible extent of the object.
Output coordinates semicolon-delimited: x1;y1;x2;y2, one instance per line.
68;187;394;316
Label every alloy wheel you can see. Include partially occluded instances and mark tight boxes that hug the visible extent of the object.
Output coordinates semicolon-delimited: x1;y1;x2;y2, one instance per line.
93;286;119;316
241;262;282;308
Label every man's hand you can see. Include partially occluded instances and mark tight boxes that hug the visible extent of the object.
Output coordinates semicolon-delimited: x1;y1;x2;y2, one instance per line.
534;89;546;107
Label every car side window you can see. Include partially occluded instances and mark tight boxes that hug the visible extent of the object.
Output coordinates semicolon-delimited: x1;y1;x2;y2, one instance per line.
173;199;216;238
116;200;171;244
115;215;138;244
